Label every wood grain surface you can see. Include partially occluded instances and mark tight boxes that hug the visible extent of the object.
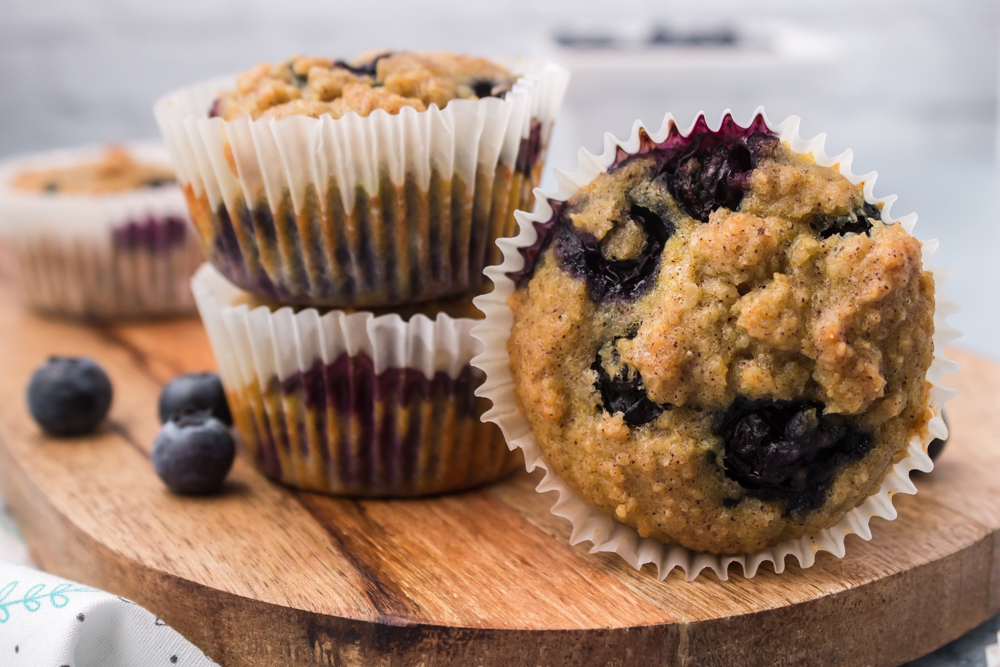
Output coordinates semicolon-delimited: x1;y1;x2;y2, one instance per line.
0;288;996;667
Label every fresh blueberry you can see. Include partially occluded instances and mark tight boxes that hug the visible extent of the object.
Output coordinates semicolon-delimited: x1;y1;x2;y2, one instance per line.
26;357;113;437
158;373;232;425
556;204;674;302
151;412;235;495
591;342;668;426
715;397;872;514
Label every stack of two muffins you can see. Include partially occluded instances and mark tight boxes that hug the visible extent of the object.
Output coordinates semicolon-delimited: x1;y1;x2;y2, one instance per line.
155;53;569;496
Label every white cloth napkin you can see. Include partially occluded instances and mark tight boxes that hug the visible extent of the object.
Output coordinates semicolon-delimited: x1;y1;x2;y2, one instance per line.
0;499;216;667
987;633;1000;667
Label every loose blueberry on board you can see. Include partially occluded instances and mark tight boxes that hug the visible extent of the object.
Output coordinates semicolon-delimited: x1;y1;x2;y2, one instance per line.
715;397;872;514
158;373;232;425
26;357;113;437
556;205;675;302
152;412;235;496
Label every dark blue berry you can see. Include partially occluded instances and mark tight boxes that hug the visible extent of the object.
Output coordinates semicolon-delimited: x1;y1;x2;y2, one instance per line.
556;204;674;302
151;412;235;495
592;342;668;426
333;52;391;77
471;79;499;98
158;373;232;425
715;397;872;514
813;201;882;239
26;357;113;437
662;132;776;222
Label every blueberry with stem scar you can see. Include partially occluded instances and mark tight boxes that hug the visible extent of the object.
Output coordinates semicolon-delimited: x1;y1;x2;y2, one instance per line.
152;412;235;496
158;373;232;425
26;357;113;437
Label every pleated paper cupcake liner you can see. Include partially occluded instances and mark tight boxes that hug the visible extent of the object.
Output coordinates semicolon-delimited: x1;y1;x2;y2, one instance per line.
0;142;202;320
192;263;520;496
472;108;961;580
157;61;570;308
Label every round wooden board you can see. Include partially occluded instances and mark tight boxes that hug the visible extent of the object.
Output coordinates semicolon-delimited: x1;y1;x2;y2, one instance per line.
0;289;996;667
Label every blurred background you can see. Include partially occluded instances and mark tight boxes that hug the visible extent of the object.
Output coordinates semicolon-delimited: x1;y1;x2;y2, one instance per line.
1;0;998;355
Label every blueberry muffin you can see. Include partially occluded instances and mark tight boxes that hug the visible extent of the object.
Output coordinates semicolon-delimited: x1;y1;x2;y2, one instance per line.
0;144;202;320
505;115;935;555
11;146;175;194
193;264;520;496
155;54;568;308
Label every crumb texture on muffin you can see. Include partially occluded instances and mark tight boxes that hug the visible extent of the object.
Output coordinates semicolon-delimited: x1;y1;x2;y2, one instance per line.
507;115;935;554
11;146;175;195
211;52;515;121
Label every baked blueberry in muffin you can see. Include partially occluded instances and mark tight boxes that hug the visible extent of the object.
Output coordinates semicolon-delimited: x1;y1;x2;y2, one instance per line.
507;114;935;555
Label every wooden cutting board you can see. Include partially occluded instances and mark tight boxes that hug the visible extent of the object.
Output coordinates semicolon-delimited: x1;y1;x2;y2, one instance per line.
0;287;997;667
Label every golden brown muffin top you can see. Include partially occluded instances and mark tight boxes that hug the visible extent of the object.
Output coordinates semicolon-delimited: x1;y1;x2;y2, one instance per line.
11;146;176;195
506;118;935;554
211;52;515;121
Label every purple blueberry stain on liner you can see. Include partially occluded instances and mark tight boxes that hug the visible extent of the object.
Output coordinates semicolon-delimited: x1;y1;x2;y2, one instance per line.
515;119;545;178
272;353;483;493
112;216;188;253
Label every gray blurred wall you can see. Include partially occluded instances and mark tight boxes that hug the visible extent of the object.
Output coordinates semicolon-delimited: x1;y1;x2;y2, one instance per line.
0;0;997;171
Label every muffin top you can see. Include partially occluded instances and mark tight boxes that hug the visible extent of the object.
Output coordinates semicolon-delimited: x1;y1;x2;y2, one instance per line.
210;51;516;122
11;146;176;195
507;115;935;554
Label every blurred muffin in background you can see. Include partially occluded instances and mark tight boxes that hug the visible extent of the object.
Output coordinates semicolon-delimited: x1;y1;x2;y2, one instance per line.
0;143;203;320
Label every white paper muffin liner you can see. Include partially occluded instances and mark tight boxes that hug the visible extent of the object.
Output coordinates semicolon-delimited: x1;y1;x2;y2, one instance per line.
156;61;570;308
472;108;961;580
192;264;518;496
0;142;202;319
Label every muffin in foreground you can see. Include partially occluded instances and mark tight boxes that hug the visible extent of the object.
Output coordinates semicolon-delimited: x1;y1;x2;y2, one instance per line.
192;264;519;496
156;52;569;308
0;143;202;320
473;110;957;578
